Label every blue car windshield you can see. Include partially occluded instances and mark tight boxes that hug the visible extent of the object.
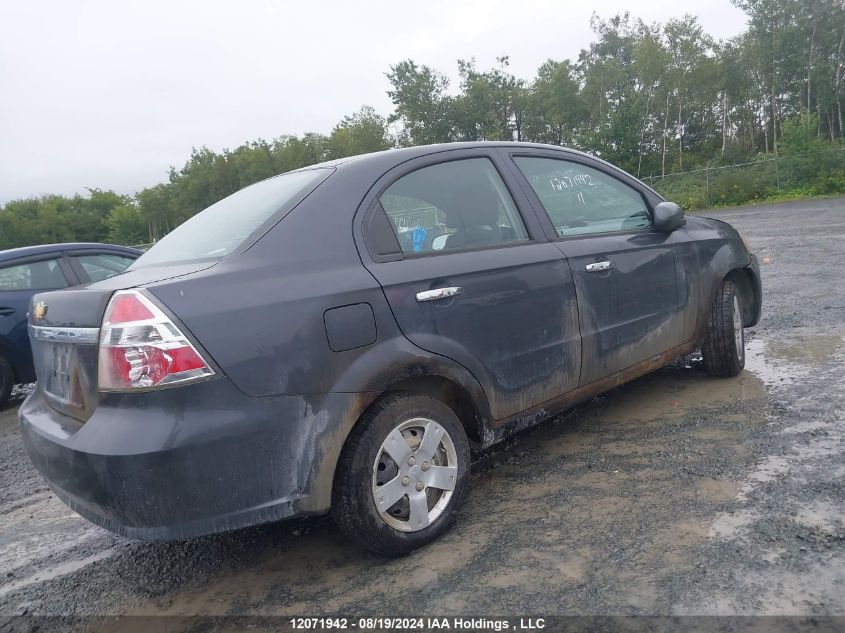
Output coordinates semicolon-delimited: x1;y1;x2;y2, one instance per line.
132;169;328;267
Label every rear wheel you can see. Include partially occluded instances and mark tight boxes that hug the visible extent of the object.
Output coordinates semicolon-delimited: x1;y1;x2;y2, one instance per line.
0;356;13;407
332;394;470;556
702;279;745;377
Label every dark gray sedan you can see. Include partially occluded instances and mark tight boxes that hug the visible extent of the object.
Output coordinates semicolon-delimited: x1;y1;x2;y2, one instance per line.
19;142;761;555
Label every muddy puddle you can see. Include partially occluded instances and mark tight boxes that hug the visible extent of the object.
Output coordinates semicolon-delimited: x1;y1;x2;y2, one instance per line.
745;327;845;389
680;326;845;616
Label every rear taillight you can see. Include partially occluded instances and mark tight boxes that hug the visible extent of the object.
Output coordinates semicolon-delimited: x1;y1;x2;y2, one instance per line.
98;289;215;390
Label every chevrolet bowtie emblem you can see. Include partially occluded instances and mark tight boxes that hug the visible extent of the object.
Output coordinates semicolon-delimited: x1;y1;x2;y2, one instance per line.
34;301;47;320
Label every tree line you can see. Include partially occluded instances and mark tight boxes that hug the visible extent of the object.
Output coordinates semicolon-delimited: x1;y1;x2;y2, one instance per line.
2;0;843;250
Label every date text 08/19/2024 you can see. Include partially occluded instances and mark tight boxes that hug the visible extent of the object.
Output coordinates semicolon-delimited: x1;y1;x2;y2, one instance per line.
288;617;546;630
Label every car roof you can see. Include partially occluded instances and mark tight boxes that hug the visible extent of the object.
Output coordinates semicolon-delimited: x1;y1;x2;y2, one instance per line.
294;141;587;172
284;141;662;204
288;141;661;195
0;243;142;264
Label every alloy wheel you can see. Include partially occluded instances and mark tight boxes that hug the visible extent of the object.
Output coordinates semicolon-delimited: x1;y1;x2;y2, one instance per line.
372;417;458;532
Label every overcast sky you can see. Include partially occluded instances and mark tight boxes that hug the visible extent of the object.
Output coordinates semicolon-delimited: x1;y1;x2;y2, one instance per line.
0;0;749;205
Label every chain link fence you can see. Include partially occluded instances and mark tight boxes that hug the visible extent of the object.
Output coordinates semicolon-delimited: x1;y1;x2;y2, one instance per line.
641;147;845;210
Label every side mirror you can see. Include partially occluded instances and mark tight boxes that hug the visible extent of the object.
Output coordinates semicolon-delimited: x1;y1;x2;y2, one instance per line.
653;201;685;232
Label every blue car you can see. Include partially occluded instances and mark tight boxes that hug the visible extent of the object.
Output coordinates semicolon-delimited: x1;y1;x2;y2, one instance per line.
0;243;140;405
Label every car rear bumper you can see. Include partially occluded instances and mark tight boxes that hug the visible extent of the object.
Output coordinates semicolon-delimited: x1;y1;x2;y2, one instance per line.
19;379;370;540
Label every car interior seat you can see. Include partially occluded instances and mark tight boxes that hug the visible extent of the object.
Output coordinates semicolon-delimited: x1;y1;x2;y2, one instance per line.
443;185;504;249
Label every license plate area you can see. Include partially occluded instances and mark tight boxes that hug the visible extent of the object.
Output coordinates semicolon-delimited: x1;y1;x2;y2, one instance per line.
30;329;100;422
42;342;82;407
28;323;100;422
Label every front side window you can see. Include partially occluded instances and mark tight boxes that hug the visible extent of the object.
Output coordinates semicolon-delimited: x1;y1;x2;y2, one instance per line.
379;157;529;255
133;169;329;267
0;259;68;291
73;253;136;282
514;157;651;237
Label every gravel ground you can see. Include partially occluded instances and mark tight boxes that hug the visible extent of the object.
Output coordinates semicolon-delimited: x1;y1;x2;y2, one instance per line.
0;197;842;623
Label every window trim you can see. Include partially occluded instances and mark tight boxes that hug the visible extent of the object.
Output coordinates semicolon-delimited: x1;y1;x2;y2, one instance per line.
505;150;661;242
386;233;535;261
359;152;543;263
362;202;404;262
0;254;78;292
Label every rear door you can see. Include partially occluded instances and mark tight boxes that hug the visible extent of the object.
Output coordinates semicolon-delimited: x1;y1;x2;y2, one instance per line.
0;255;77;382
356;150;581;421
508;152;687;386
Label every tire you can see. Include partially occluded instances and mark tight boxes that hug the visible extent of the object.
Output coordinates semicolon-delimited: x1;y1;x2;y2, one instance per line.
332;393;470;556
0;355;13;407
702;279;746;377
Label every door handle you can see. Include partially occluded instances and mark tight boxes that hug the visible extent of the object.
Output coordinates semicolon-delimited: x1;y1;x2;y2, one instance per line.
416;287;463;302
0;307;14;317
585;261;613;273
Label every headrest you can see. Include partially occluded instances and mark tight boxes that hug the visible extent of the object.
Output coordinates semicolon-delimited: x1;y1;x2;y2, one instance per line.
29;261;65;289
444;184;501;229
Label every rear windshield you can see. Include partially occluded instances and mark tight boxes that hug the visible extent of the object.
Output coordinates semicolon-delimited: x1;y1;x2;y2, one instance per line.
133;169;329;267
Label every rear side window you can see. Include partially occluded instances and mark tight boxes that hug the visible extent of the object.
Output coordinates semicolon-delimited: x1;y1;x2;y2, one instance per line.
133;169;329;267
0;259;68;291
514;157;651;236
379;157;529;255
72;253;136;282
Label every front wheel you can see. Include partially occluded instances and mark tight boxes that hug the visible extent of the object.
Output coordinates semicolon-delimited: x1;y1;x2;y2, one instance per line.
702;279;745;377
332;394;470;556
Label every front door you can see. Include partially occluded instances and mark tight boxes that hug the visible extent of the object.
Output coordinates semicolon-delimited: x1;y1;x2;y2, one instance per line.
510;154;686;386
359;152;581;421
